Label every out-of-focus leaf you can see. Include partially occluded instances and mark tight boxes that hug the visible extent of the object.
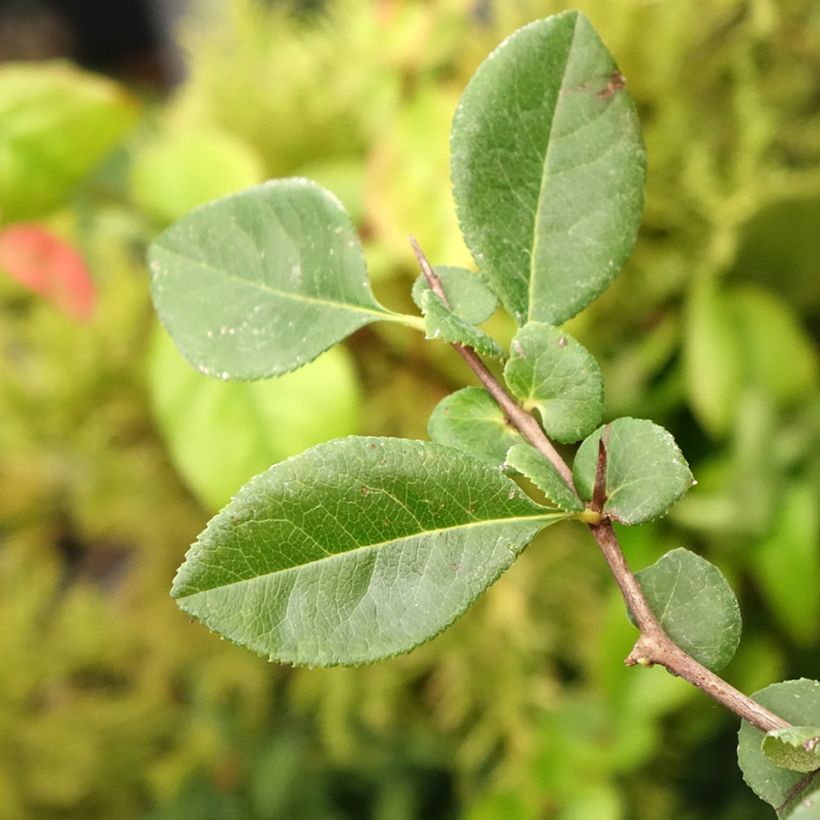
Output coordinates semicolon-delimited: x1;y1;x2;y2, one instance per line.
172;437;567;665
763;727;820;774
504;323;603;443
751;481;820;646
573;418;693;524
634;548;741;671
0;62;138;220
418;289;504;358
412;266;497;325
504;443;584;512
451;11;645;325
131;126;264;223
0;224;95;320
148;325;360;511
738;679;820;814
148;178;417;380
427;387;522;467
732;286;818;405
683;279;743;438
685;283;817;439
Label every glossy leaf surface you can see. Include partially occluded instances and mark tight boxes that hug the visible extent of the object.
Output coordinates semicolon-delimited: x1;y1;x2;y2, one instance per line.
738;680;820;815
634;548;741;672
148;179;408;380
573;418;693;524
504;443;583;512
451;10;645;325
172;437;565;665
412;266;497;325
504;322;603;443
427;387;522;467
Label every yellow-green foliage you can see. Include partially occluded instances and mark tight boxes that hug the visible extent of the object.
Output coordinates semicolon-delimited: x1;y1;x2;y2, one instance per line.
1;1;818;818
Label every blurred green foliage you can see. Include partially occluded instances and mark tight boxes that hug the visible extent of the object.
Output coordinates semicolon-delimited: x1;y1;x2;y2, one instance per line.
0;0;818;817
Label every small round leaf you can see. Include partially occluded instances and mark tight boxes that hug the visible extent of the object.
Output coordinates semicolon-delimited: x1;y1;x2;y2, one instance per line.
634;548;741;672
428;387;522;467
412;266;497;325
573;418;693;524
504;322;603;443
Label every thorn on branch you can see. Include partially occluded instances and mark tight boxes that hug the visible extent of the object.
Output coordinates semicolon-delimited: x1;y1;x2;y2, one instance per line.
591;431;609;513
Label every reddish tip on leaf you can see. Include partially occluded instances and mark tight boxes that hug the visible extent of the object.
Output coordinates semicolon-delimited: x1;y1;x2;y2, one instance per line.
0;224;96;321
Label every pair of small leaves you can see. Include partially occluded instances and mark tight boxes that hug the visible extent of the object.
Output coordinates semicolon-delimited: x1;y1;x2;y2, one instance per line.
411;266;503;358
429;410;692;525
172;437;568;666
738;680;820;817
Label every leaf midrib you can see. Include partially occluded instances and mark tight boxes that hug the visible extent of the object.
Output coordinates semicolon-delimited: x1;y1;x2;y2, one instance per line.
527;12;580;323
175;510;559;599
154;243;397;323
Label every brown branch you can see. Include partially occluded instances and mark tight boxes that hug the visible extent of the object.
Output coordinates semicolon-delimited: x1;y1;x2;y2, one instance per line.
409;236;576;491
408;235;791;735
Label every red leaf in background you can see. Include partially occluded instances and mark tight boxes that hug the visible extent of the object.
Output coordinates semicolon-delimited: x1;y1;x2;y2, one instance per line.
0;224;96;321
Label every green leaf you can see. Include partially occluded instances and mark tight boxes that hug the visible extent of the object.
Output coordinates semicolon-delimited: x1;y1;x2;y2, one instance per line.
148;178;415;380
0;62;138;220
148;325;360;511
504;443;583;512
751;481;820;647
572;418;693;524
683;280;743;438
732;286;818;406
634;548;741;672
503;322;603;443
131;126;265;224
763;727;820;774
412;266;497;325
450;11;645;325
418;289;504;358
786;786;820;819
738;679;820;815
427;387;522;467
172;437;566;665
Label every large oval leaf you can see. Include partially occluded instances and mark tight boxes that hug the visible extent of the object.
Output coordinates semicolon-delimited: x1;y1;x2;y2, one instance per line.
450;11;645;325
148;178;414;380
172;437;565;665
738;679;820;815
